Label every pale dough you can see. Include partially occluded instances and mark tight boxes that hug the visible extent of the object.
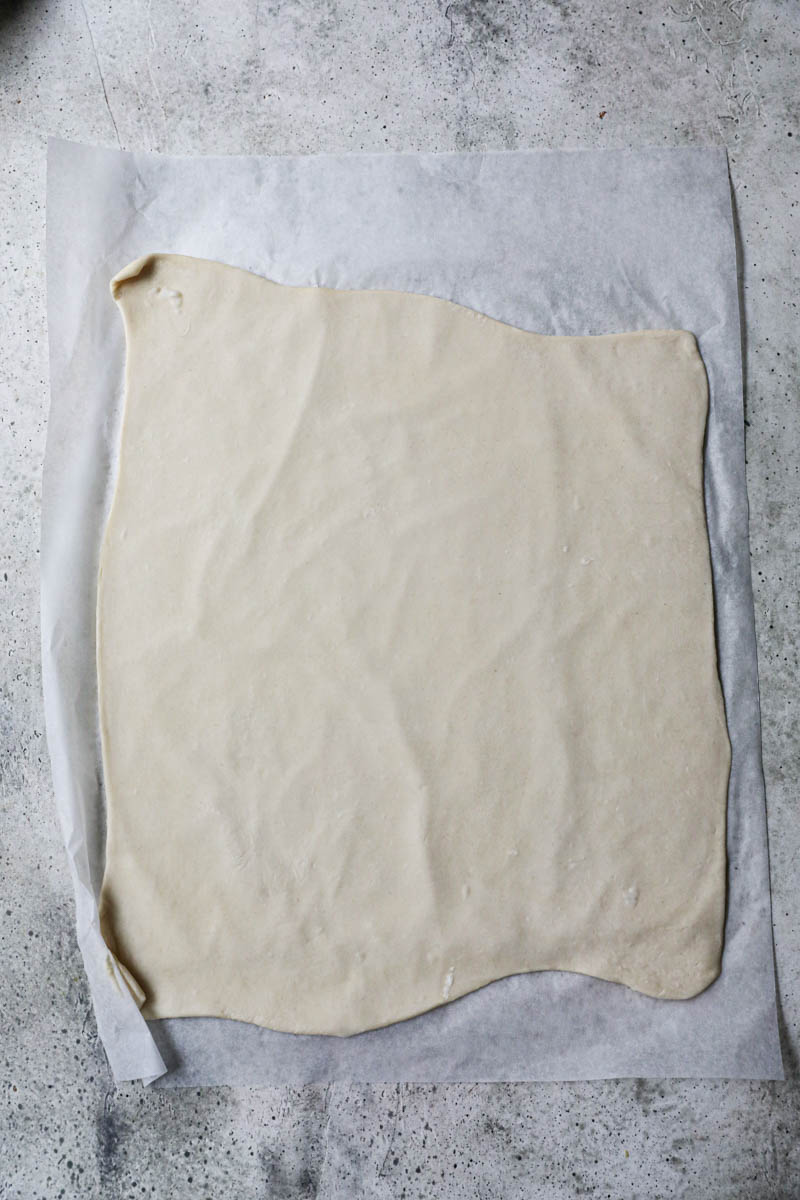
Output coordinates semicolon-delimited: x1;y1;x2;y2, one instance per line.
98;253;731;1035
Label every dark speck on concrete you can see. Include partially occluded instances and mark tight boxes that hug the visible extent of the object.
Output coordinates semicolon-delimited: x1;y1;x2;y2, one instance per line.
96;1096;122;1187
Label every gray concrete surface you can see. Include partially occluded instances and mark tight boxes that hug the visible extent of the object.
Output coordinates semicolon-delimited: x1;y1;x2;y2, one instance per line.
1;0;798;1195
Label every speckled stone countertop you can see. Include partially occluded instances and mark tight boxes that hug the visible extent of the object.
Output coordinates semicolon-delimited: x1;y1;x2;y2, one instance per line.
2;1;798;1196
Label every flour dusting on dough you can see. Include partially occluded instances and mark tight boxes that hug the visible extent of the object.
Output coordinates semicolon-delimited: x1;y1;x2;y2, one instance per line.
149;285;183;311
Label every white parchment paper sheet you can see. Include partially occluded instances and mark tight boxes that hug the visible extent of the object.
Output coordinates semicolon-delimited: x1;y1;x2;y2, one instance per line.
43;140;783;1085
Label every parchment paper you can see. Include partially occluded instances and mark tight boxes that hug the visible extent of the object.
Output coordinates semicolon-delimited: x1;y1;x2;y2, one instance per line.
43;139;783;1085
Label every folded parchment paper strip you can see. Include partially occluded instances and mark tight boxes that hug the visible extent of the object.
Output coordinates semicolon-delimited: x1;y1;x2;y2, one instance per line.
43;140;783;1084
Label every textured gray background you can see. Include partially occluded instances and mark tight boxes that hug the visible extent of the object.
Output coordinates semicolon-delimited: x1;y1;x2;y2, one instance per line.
2;0;798;1196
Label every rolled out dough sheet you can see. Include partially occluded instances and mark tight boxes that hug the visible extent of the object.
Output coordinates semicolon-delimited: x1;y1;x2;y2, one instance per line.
98;252;731;1036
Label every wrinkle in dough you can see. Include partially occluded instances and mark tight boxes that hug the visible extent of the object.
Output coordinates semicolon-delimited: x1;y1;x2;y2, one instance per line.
97;253;731;1035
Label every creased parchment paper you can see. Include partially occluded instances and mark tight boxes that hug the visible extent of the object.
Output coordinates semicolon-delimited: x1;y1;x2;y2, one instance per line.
43;140;783;1085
